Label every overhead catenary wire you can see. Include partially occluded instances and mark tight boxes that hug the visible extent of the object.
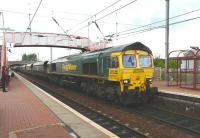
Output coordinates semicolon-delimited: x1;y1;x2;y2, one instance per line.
96;0;137;22
0;9;90;22
52;17;68;34
73;6;200;37
117;8;200;35
0;9;136;26
55;11;92;16
68;0;123;33
117;16;200;39
93;21;106;40
22;0;43;43
119;16;200;38
101;7;200;39
71;0;138;34
15;0;199;43
52;16;73;41
0;10;28;15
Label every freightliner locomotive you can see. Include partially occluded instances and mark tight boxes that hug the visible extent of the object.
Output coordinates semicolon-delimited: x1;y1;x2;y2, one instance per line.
16;42;157;105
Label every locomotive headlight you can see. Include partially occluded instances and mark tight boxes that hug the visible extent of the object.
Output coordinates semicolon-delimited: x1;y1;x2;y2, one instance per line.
123;79;130;84
146;78;152;84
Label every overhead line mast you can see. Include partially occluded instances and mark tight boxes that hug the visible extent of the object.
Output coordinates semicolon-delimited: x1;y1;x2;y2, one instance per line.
22;0;43;43
165;0;169;82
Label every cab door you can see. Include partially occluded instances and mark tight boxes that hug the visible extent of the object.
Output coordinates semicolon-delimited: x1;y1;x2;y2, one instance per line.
108;56;120;81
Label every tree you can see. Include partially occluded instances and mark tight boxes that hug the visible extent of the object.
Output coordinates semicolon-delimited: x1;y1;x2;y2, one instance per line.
21;53;37;61
169;60;177;69
154;57;165;68
22;54;27;61
154;56;178;69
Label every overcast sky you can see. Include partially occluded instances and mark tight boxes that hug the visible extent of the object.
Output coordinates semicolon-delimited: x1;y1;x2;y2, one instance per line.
0;0;199;61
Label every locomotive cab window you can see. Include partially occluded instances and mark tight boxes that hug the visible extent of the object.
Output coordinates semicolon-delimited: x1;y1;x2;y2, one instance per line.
139;55;152;67
111;57;119;68
123;54;136;68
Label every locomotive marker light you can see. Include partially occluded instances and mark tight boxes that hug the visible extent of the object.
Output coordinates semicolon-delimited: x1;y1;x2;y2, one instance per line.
146;78;153;85
123;79;130;84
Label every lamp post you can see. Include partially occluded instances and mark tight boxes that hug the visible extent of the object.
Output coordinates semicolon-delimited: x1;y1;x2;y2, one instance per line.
0;12;7;92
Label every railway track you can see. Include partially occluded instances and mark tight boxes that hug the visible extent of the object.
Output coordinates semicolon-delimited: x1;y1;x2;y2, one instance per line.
129;105;200;135
17;72;200;137
154;92;200;114
19;73;149;138
127;92;200;135
156;92;200;103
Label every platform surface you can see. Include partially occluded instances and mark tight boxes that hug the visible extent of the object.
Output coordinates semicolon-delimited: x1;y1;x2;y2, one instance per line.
10;124;71;138
0;77;71;138
153;80;200;98
0;74;118;138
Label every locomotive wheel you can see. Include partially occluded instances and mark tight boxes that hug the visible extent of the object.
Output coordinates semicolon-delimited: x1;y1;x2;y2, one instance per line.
95;86;101;97
112;94;120;104
80;82;87;92
86;80;97;95
105;87;120;104
109;93;119;104
91;82;98;96
85;81;92;94
119;95;127;106
96;86;106;99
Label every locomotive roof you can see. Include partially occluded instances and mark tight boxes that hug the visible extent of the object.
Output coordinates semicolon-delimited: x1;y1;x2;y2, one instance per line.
96;42;152;54
50;42;152;62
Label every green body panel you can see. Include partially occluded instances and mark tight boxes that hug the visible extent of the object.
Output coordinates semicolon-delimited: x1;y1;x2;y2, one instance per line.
61;59;82;74
50;42;152;78
50;49;112;77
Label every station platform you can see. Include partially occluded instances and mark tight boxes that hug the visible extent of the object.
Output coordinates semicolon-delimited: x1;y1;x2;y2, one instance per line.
153;80;200;98
0;74;118;138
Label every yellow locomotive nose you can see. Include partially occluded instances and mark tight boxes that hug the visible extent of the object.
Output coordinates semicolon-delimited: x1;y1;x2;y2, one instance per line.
132;75;146;90
135;76;140;81
121;68;147;92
